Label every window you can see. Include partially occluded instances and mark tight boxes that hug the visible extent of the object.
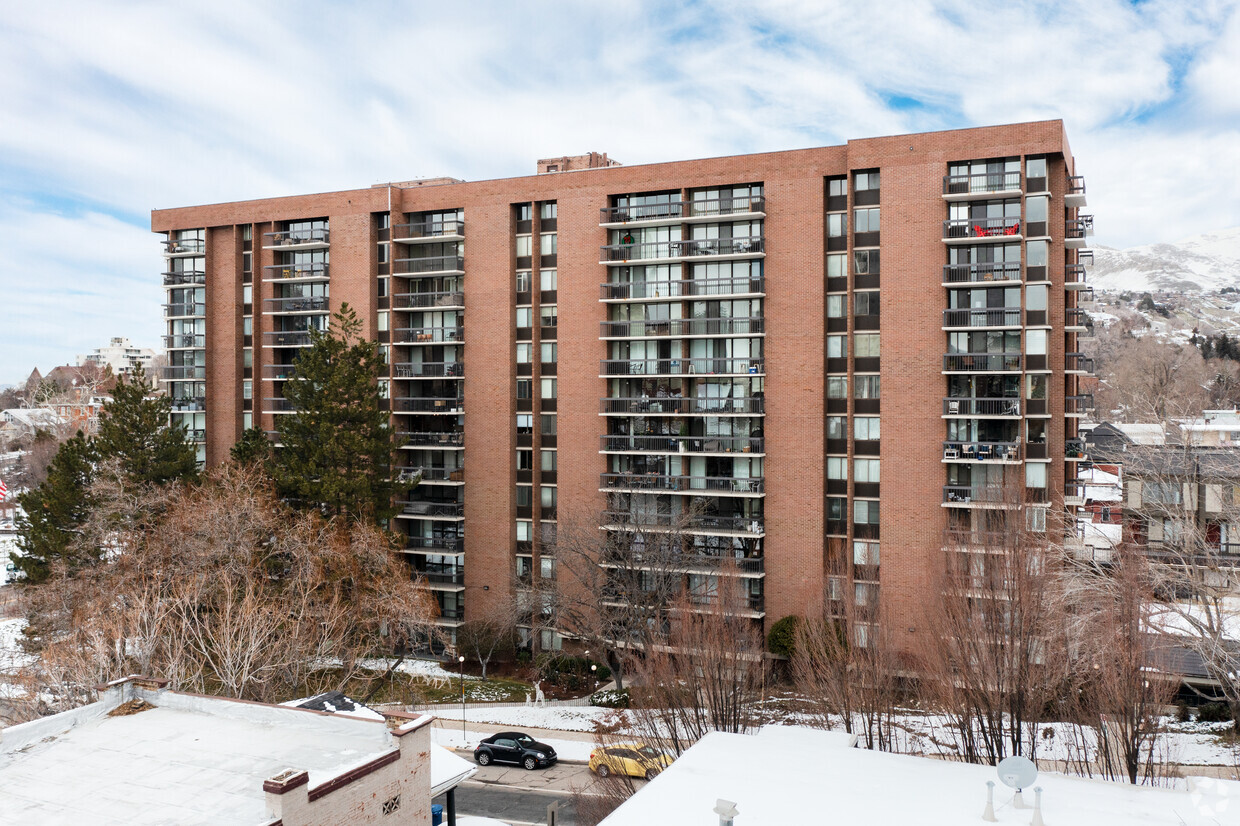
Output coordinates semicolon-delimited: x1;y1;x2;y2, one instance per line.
516;204;532;221
853;541;879;565
516;271;532;292
541;450;557;471
854;334;880;358
516;235;532;256
827;457;848;480
828;178;847;197
827;576;843;600
377;311;388;332
377;277;388;297
1025;462;1047;489
541;342;557;363
243;348;253;368
540;306;558;327
854;171;880;191
540;269;557;291
516;414;533;434
242;316;252;336
540;378;557;399
242;252;252;273
827;294;846;318
827;254;847;278
516;343;532;363
854;583;876;607
242;285;252;304
854;249;880;275
854;459;880;483
1027;239;1048;268
1026;506;1047;533
827;213;847;237
854;417;880;440
1026;195;1048;223
1026;157;1047;178
828;335;848;358
377;379;389;399
854;208;880;233
827;376;848;399
516;307;532;327
1026;284;1047;311
378;242;389;264
1026;329;1047;355
827;416;848;439
516;486;532;507
242;380;252;400
541;414;557;435
241;225;252;241
541;486;557;508
855;375;880;399
516;379;532;399
540;202;557;219
855;292;879;316
243;412;252;429
854;499;880;523
517;449;533;470
540;233;557;256
827;497;846;520
516;520;532;541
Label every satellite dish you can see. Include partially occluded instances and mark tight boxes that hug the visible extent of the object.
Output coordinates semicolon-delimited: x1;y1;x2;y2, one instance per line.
997;755;1038;790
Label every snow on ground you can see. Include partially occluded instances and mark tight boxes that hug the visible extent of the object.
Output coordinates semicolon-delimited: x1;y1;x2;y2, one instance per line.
0;617;34;672
355;657;482;681
432;703;619;733
431;725;596;762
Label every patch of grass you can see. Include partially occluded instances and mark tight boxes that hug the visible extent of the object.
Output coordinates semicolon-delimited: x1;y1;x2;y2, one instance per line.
419;676;533;704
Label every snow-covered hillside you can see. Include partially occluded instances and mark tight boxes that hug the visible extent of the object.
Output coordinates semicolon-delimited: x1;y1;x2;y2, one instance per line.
1091;227;1240;293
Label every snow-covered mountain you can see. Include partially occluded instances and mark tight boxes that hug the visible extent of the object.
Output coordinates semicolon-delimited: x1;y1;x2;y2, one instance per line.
1091;227;1240;293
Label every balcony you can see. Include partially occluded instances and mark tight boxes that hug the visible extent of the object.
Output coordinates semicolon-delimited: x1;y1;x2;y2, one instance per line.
941;172;1022;200
1065;394;1095;416
262;262;330;281
942;353;1022;373
392;361;463;379
602;511;764;537
393;255;464;276
599;196;766;227
164;333;205;349
393;326;464;344
942;307;1022;329
941;262;1022;285
600;549;765;577
601;435;764;455
397;431;464;448
600;396;764;415
1065;176;1087;208
163;238;206;256
393;220;464;243
396;501;464;519
1065;216;1093;248
942;441;1022;462
600;473;765;495
262;364;298;380
263;398;298;413
184;428;206;443
399;466;464;484
162;365;205;381
600;317;764;339
1065;481;1086;506
600;237;764;265
170;396;206;412
403;535;464;554
601;357;764;377
164;302;205;318
943;485;1017;506
262;228;330;250
263;296;330;314
942;397;1021;417
600;275;765;302
1065;353;1095;374
1066;438;1089;461
1066;308;1094;335
1064;264;1088;289
417;563;466;587
392;397;463;414
942;218;1022;243
263;330;317;347
599;202;684;225
1078;250;1094;267
392;291;465;310
163;271;205;286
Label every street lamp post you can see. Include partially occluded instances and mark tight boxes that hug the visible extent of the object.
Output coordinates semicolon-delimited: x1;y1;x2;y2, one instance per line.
458;655;466;743
591;663;598;693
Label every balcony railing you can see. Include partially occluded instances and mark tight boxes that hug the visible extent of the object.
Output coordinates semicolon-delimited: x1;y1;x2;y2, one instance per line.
263;364;298;380
170;397;206;412
1065;216;1094;241
392;361;463;378
162;365;205;380
1066;308;1094;333
942;172;1022;196
164;303;205;317
1077;250;1094;267
686;196;766;218
601;435;764;454
942;441;1022;462
397;501;464;518
393;220;464;241
599;197;766;224
436;605;465;621
404;535;464;553
600;202;684;223
602;511;764;536
163;271;205;286
1066;438;1088;459
600;550;765;575
600;473;765;494
397;431;464;447
942;397;1021;416
601;396;764;415
601;237;764;262
163;238;205;255
1065;264;1087;286
393;255;464;275
943;485;1013;504
1065;394;1095;414
942;353;1022;372
185;428;206;443
263;398;298;412
600;317;764;338
942;307;1022;328
601;357;764;376
263;330;317;347
392;397;463;413
263;296;330;313
943;218;1022;240
1067;176;1087;200
393;326;464;344
392;291;465;309
263;262;330;280
1065;353;1095;373
398;466;464;483
942;262;1022;284
601;275;766;301
263;228;330;246
164;333;205;349
418;564;466;585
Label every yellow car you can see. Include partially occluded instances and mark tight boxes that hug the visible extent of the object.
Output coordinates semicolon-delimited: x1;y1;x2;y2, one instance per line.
589;743;674;780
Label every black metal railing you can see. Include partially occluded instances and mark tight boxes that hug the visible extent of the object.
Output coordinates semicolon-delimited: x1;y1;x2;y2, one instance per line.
942;353;1023;372
601;358;764;376
600;237;764;262
263;398;298;412
397;431;465;447
943;217;1022;240
392;291;465;309
263;296;330;313
943;485;1011;504
602;511;764;535
393;326;464;344
600;317;764;338
163;238;206;255
942;397;1021;416
393;220;464;241
263;262;330;280
1066;216;1093;240
942;308;1022;328
1065;264;1087;286
392;397;463;413
942;441;1022;461
1065;394;1095;414
1067;176;1087;199
600;202;684;223
392;361;464;378
397;501;464;518
164;333;205;349
600;473;764;494
163;271;205;286
942;262;1022;284
404;535;464;553
164;303;205;317
262;364;299;380
1065;353;1094;373
393;255;464;275
170;397;206;412
601;275;765;301
398;467;464;483
601;435;764;454
601;396;764;415
942;172;1021;195
162;365;205;380
263;331;317;346
263;228;330;246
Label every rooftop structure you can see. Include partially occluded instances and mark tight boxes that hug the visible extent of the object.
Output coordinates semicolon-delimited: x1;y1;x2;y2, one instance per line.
76;336;157;378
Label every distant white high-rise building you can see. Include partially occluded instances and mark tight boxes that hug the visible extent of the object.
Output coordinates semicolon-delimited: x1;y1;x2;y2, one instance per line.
76;337;156;377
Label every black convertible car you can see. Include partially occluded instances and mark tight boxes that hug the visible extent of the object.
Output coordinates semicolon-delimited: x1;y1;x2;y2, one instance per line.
473;731;559;769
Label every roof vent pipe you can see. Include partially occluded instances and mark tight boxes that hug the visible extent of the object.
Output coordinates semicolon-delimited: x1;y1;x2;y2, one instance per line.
714;798;739;825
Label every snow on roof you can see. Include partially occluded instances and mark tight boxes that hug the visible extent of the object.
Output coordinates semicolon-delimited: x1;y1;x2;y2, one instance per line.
1113;423;1167;445
1082;521;1122;545
0;684;398;825
281;690;386;721
599;726;1240;825
431;744;477;796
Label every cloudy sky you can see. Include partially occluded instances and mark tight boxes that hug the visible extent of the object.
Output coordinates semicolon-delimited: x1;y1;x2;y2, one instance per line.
1;0;1238;386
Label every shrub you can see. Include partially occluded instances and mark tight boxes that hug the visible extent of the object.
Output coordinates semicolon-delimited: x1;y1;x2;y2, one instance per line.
767;615;801;659
591;687;631;708
1175;701;1191;723
1196;703;1232;723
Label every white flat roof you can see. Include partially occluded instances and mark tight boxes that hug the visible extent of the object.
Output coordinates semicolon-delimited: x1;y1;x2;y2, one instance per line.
599;726;1240;825
0;689;399;825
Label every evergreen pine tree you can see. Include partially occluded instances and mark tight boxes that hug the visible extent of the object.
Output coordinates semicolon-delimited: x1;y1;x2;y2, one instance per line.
95;365;198;486
230;427;274;468
273;304;410;523
14;432;99;583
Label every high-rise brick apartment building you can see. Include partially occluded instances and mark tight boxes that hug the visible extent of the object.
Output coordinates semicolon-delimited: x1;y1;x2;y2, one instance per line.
153;120;1093;649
